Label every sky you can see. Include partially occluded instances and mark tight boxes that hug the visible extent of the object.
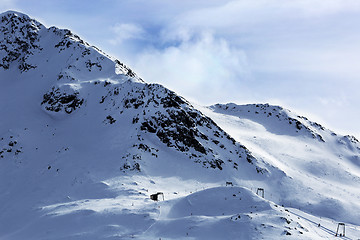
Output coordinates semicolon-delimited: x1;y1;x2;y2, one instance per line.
1;0;360;138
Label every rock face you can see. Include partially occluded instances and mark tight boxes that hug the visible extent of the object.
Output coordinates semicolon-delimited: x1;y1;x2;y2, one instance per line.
0;10;264;176
41;86;84;113
0;11;43;71
100;81;263;172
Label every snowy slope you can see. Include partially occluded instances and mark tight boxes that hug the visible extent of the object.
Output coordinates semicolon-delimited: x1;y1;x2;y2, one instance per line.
1;11;360;239
203;103;360;223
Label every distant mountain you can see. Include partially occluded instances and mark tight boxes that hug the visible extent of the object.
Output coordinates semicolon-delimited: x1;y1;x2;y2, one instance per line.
1;11;359;239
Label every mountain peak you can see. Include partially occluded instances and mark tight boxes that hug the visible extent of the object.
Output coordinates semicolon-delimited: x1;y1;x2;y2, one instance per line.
0;10;45;71
0;10;43;29
0;10;140;79
0;10;31;18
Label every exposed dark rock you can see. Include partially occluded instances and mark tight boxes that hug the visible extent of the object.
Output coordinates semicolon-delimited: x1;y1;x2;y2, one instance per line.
41;87;84;114
105;115;116;124
0;12;41;71
112;82;263;171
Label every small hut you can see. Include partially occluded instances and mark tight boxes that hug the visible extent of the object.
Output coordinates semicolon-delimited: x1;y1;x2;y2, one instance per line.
226;181;233;186
150;192;164;201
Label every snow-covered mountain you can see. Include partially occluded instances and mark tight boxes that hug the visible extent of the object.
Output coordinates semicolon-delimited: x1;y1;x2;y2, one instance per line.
1;11;359;239
204;103;360;219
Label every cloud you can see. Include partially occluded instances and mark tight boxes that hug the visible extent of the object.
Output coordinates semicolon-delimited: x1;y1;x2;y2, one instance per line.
127;31;250;104
168;0;360;30
287;0;360;16
149;0;359;83
109;23;146;45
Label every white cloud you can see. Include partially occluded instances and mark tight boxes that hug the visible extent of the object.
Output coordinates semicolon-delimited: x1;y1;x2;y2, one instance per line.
153;0;360;81
109;23;145;45
127;31;250;104
288;0;360;16
168;0;360;29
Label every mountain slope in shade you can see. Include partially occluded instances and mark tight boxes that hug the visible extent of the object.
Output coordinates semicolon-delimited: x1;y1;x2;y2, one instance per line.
1;11;360;239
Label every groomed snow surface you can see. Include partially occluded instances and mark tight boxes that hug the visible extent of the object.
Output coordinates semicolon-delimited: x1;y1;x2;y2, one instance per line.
3;175;360;239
